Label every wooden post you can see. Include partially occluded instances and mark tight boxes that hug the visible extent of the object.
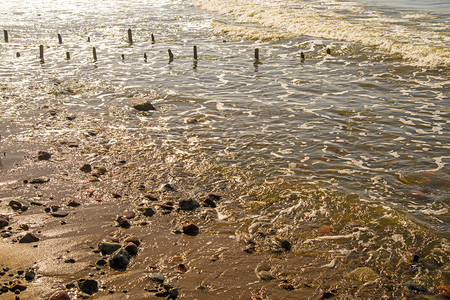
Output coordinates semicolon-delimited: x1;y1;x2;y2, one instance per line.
93;47;97;61
39;45;44;62
193;45;198;60
144;53;147;62
300;52;305;62
128;29;133;44
16;52;20;58
66;52;70;60
57;33;62;44
87;37;90;42
3;30;8;43
168;49;174;63
254;48;260;60
151;34;155;44
121;54;125;60
326;48;331;55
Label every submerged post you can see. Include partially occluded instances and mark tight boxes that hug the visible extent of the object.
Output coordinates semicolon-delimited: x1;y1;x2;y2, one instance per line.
326;48;331;55
144;52;147;62
57;33;62;44
193;45;198;60
87;37;91;42
121;54;125;61
3;30;8;43
39;45;44;62
151;33;155;44
66;52;70;60
93;47;97;61
16;52;20;58
254;48;260;61
300;51;305;62
128;29;133;44
168;49;174;63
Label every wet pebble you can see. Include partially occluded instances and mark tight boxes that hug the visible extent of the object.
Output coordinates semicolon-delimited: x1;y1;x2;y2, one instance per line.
116;216;131;228
80;164;92;173
182;220;199;236
178;199;200;211
51;211;69;218
0;215;9;229
98;242;121;255
78;279;98;295
37;151;51;161
132;99;156;112
109;249;131;270
67;200;81;207
48;290;70;300
144;193;158;201
148;272;165;283
124;236;140;246
24;269;35;281
124;242;138;256
138;207;155;217
19;233;39;243
8;280;27;292
123;210;135;219
9;199;30;212
160;183;176;192
19;224;29;231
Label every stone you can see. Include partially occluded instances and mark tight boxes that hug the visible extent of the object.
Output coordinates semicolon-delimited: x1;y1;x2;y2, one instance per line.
160;183;176;192
345;267;378;281
177;264;188;273
207;193;222;201
38;151;51;160
19;233;39;243
124;242;138;256
98;242;121;255
9;280;27;292
279;283;295;290
67;200;81;207
28;178;49;184
109;249;131;271
132;100;156;112
178;199;200;211
116;216;131;228
143;193;158;201
256;270;275;281
0;215;9;229
78;279;98;295
19;224;30;231
96;259;107;266
202;198;216;208
24;269;35;281
138;207;155;217
124;236;140;246
51;211;69;218
9;199;30;211
48;290;71;300
80;164;92;173
318;225;334;235
123;210;135;219
182;221;199;236
148;272;165;283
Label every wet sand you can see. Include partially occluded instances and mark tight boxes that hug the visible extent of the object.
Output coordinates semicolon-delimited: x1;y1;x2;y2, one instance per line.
0;113;448;300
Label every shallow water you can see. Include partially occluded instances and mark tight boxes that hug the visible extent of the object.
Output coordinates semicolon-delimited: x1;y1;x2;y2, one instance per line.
0;0;449;293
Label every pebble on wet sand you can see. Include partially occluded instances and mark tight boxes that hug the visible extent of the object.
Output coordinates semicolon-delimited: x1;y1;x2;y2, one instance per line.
138;207;155;217
19;233;39;243
116;216;131;228
38;151;51;161
79;164;92;173
78;279;98;295
124;242;138;256
132;99;156;112
48;290;70;300
109;249;131;271
182;220;199;236
0;215;9;229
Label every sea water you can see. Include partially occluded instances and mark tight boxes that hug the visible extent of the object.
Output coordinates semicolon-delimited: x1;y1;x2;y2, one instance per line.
0;0;448;292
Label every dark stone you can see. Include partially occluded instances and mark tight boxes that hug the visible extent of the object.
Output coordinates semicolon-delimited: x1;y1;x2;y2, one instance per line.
202;198;216;208
116;216;131;228
28;178;49;184
80;164;92;173
138;207;155;217
124;242;138;256
0;216;9;229
143;193;158;201
37;151;51;161
24;269;35;281
67;200;81;207
182;221;199;236
8;281;27;292
178;199;200;211
19;224;29;231
207;193;222;201
109;249;131;271
96;259;107;266
78;279;98;295
51;211;69;218
9;199;30;211
51;205;60;212
64;258;76;263
123;210;135;219
132;100;156;112
65;283;76;289
160;183;176;192
19;233;39;243
148;273;165;283
48;290;70;300
98;242;121;255
124;236;140;246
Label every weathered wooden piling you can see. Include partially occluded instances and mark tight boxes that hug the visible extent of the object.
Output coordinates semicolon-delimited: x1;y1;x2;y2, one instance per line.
193;45;198;60
57;33;62;44
151;34;155;44
144;53;147;62
255;48;259;60
128;29;133;44
300;52;305;62
3;30;8;43
39;45;44;62
87;37;91;42
326;48;331;55
66;52;70;60
168;49;174;63
93;47;97;61
16;52;20;58
121;54;125;60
